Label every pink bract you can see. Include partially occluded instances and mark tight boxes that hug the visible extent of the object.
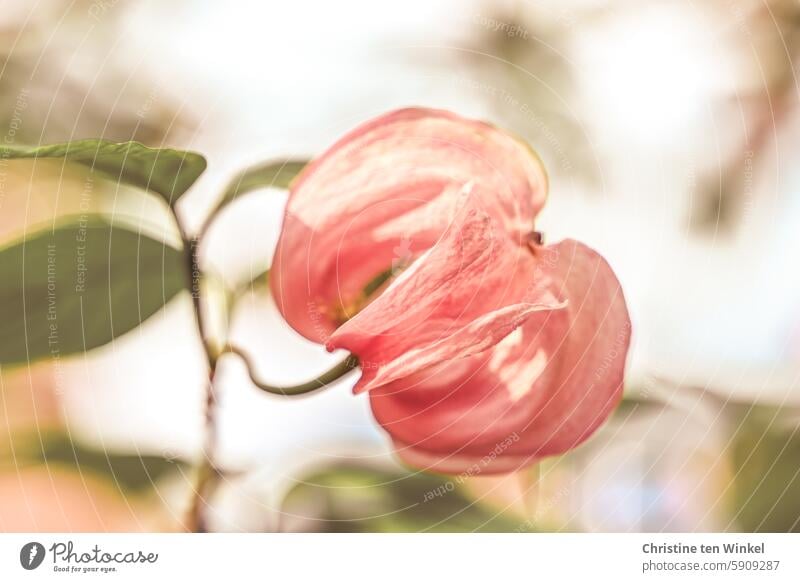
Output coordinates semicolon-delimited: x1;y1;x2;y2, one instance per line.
271;107;631;474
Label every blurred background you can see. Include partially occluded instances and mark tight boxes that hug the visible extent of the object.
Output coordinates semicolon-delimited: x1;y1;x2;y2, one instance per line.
1;0;799;532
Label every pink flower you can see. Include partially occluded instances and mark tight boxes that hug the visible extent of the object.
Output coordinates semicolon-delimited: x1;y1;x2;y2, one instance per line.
271;108;631;474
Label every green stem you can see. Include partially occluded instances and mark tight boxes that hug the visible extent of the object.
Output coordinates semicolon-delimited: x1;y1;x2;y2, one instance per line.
221;345;358;396
175;209;358;531
175;221;219;533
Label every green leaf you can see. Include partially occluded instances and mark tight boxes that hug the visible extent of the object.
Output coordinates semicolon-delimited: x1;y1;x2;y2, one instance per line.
281;463;526;532
16;431;187;493
0;219;188;365
229;267;270;301
0;140;206;204
225;159;307;198
204;160;307;231
730;406;800;532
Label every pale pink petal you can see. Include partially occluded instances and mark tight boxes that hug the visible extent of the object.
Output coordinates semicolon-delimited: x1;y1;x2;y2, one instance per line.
368;240;631;474
327;201;565;393
271;108;548;342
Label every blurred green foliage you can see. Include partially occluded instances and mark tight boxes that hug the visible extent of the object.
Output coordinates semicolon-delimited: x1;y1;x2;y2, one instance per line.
2;431;184;494
730;406;800;532
282;464;527;532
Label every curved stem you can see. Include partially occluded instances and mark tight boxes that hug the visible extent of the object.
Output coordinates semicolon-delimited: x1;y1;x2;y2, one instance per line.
221;345;358;396
177;220;358;529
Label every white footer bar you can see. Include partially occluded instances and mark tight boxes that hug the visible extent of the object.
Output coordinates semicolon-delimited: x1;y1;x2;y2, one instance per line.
1;533;797;581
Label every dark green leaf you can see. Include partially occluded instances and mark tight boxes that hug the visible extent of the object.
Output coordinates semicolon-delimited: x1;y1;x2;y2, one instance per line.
20;432;186;493
205;160;307;230
225;159;307;198
0;219;188;365
730;407;800;532
281;463;526;532
0;140;206;204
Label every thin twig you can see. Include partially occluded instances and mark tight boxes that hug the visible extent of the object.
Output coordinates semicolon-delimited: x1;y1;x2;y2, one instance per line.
220;345;358;396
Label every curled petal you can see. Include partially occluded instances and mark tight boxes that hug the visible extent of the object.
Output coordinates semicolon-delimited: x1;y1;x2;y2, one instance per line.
328;200;565;393
267;107;631;476
271;108;548;342
368;240;632;474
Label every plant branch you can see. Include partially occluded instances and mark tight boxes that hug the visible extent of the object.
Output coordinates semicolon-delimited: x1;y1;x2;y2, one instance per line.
221;345;358;396
175;219;220;533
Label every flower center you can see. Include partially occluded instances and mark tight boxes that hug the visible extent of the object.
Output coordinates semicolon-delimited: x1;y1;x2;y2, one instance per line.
331;263;409;324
